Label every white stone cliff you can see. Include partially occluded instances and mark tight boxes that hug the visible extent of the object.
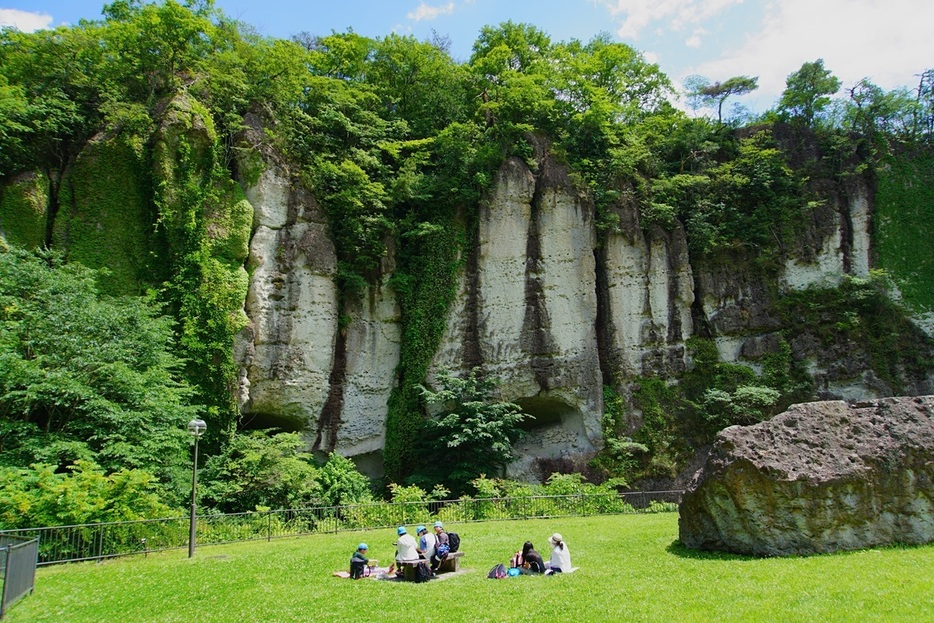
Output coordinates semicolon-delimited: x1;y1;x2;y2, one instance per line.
233;140;888;480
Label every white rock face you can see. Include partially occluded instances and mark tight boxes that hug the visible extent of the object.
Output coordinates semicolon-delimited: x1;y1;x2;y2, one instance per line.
848;179;872;277
236;163;340;430
476;157;535;388
782;225;845;289
604;226;694;375
233;139;905;482
236;157;402;477
338;284;401;467
432;156;603;481
781;178;873;290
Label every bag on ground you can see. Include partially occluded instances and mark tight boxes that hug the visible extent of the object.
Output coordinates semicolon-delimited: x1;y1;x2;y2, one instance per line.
487;563;507;579
414;563;432;583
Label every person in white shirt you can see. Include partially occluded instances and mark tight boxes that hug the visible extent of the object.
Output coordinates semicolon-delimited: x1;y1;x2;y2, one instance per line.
416;525;436;560
545;532;571;574
394;526;419;562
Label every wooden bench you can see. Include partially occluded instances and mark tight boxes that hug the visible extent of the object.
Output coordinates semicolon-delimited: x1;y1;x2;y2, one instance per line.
397;551;465;580
437;550;464;573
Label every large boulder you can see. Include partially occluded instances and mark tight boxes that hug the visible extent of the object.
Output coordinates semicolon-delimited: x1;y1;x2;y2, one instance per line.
679;396;934;556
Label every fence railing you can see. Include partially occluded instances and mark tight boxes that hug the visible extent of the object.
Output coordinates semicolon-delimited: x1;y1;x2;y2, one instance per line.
0;490;681;567
0;536;38;620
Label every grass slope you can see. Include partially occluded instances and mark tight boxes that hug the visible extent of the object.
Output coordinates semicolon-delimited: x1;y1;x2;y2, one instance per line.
8;513;933;622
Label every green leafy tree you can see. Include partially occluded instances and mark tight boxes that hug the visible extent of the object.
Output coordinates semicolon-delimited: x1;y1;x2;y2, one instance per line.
198;431;324;513
366;34;473;138
696;75;759;124
410;368;528;495
682;75;711;115
318;452;374;507
700;386;780;431
0;246;197;502
778;59;841;126
0;460;174;529
844;78;918;143
915;68;934;140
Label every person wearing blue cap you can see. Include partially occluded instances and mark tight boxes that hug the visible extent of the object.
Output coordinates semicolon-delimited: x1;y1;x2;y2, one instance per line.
416;525;436;563
430;521;449;572
394;526;418;566
349;543;369;579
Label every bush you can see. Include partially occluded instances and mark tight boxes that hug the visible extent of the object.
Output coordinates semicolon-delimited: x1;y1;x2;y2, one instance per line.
0;461;174;530
198;431;324;513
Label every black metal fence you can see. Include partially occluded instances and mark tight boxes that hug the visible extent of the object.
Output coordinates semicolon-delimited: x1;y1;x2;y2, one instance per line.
0;536;38;620
0;490;681;567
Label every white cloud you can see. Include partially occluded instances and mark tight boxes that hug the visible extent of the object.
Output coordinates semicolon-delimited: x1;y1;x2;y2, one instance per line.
686;27;707;48
407;2;456;22
593;0;744;39
0;9;53;32
685;0;934;109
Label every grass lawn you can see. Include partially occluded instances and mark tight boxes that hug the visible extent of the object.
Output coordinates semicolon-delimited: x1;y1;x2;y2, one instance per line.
7;513;933;622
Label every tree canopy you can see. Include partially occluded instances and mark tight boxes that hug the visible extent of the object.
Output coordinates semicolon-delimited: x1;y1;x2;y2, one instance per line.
0;246;198;502
778;59;842;126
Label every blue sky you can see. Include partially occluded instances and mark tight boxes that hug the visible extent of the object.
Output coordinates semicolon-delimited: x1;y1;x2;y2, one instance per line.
3;0;932;114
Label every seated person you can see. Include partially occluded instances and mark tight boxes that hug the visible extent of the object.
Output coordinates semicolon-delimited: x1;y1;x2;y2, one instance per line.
511;540;545;573
430;521;449;571
349;543;369;579
394;526;419;570
416;525;436;561
545;533;571;574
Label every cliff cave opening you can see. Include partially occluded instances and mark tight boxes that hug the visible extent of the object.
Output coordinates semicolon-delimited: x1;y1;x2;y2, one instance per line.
515;396;581;432
238;411;304;433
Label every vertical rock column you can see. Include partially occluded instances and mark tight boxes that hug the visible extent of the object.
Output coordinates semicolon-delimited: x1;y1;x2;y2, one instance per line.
236;163;340;432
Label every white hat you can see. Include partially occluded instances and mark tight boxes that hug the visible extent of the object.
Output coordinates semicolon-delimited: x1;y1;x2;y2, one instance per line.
550;533;563;544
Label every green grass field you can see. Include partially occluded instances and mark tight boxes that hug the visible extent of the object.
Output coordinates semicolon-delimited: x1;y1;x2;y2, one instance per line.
7;513;933;623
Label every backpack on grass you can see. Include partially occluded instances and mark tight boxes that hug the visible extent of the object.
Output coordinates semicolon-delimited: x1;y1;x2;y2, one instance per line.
487;563;507;579
414;563;432;583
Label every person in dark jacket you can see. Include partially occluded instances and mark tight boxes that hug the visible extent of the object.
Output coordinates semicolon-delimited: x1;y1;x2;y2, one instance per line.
511;540;545;574
349;543;369;579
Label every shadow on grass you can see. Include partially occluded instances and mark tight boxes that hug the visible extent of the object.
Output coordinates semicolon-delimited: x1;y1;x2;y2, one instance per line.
666;538;934;561
665;540;757;561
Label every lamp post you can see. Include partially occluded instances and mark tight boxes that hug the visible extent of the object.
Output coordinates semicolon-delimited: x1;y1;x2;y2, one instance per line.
187;418;207;558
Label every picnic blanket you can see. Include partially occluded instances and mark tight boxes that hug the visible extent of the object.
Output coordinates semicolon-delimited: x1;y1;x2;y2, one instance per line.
333;566;395;580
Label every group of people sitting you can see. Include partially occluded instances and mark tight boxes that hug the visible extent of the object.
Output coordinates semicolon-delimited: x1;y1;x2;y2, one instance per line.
391;521;451;576
348;525;572;579
349;521;452;579
509;533;571;575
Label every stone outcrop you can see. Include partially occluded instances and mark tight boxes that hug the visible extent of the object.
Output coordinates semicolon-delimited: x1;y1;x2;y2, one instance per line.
235;116;341;433
679;396;934;556
234;114;399;467
229;123;922;480
431;149;604;480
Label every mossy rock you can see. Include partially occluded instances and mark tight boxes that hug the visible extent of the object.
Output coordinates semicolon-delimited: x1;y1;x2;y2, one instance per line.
53;134;150;296
0;171;48;250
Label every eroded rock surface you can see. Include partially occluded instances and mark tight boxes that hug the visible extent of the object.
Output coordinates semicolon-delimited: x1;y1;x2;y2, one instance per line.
679;396;934;556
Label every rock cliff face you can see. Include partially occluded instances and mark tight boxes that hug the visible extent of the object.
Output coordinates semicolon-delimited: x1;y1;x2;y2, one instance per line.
431;152;604;480
234;115;399;471
679;396;934;556
231;129;912;480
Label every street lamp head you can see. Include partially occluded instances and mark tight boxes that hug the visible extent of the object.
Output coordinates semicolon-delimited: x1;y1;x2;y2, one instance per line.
187;418;207;438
